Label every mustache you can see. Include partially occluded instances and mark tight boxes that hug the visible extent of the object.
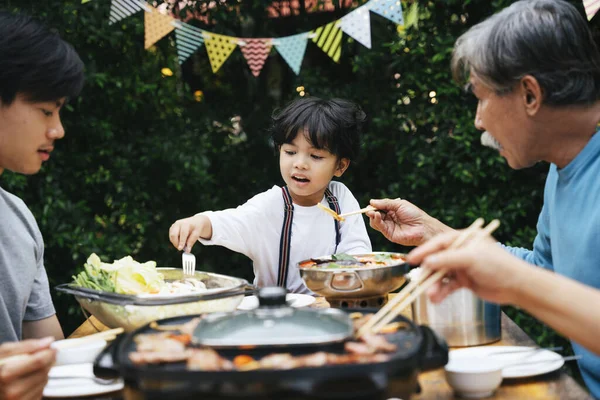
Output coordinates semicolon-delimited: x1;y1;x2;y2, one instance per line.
480;131;502;151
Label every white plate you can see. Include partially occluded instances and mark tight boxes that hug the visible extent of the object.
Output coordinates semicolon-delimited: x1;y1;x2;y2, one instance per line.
449;346;565;379
43;363;124;398
237;293;316;310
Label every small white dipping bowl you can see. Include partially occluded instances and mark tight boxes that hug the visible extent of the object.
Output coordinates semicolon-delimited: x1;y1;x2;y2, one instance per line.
444;357;503;398
52;339;107;366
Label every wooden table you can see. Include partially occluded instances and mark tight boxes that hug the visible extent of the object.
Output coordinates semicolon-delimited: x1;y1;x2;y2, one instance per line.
64;299;591;400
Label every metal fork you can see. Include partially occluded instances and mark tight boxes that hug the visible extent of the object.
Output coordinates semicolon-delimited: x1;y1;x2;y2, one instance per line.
182;251;196;276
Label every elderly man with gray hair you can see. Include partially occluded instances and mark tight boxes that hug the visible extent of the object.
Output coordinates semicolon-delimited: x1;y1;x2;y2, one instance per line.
365;0;600;396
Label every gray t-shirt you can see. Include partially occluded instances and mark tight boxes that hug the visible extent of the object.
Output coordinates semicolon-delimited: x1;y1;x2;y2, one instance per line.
0;186;55;342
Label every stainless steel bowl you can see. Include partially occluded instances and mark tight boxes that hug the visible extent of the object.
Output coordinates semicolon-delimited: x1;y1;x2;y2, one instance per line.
408;268;501;346
298;252;410;299
56;268;249;332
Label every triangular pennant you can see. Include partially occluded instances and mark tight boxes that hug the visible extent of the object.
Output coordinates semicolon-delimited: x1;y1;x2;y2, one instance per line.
109;0;143;25
274;33;308;75
584;0;600;20
144;7;175;49
311;21;343;63
202;32;238;73
339;5;372;49
174;22;204;64
240;39;272;77
367;0;404;25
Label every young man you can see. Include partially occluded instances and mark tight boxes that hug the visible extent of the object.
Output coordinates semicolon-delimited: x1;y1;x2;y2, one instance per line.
366;0;600;396
0;10;84;400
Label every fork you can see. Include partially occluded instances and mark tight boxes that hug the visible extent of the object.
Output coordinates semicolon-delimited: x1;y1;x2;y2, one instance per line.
182;251;196;276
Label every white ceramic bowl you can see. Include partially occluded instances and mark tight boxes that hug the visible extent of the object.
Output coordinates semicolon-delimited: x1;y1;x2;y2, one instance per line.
444;357;503;398
52;339;107;366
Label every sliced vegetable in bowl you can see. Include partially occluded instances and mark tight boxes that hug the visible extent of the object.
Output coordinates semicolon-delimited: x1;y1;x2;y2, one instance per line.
299;252;406;270
72;253;206;296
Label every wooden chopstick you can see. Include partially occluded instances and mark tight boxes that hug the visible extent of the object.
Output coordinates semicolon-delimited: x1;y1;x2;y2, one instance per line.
355;218;484;338
369;219;500;335
316;202;344;221
0;327;124;366
51;327;124;349
356;218;500;338
338;206;378;219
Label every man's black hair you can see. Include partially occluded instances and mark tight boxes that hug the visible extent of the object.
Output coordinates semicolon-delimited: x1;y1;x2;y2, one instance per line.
0;11;84;105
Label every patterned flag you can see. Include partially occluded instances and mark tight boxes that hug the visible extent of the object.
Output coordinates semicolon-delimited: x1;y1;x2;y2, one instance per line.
339;5;372;49
109;0;143;25
203;32;238;73
144;7;175;49
174;23;204;64
240;39;272;77
311;21;343;63
273;33;309;75
367;0;404;25
584;0;600;20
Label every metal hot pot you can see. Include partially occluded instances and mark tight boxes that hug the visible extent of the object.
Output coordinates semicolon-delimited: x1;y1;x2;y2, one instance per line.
298;252;410;301
94;287;448;400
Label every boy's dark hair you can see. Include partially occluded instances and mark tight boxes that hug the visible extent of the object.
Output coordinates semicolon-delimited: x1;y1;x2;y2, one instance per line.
0;11;84;106
270;97;366;160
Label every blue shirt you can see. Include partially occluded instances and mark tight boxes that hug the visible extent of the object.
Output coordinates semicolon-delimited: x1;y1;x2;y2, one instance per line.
506;131;600;397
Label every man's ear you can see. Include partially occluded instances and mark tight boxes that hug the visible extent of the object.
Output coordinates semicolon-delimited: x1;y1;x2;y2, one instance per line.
520;75;542;116
334;158;350;177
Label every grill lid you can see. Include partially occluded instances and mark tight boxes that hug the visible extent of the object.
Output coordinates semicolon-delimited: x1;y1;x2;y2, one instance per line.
192;287;353;348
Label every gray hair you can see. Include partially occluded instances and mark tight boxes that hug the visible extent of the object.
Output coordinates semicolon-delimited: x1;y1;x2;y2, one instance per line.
451;0;600;106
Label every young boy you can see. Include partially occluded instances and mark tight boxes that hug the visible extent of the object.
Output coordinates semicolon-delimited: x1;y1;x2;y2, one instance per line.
169;97;372;293
0;10;84;399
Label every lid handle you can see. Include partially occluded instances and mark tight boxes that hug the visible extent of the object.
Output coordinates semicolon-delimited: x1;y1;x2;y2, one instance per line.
257;286;288;307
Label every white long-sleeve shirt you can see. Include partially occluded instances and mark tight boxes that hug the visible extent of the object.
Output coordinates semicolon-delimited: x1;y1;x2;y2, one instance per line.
198;181;372;293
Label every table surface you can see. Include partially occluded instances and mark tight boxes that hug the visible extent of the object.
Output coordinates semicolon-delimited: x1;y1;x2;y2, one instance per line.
63;297;591;400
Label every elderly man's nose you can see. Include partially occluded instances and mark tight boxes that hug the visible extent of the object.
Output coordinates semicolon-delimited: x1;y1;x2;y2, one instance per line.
475;116;485;130
474;104;485;131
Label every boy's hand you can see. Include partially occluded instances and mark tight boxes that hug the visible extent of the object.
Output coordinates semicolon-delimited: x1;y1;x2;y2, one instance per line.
0;337;56;400
169;214;211;252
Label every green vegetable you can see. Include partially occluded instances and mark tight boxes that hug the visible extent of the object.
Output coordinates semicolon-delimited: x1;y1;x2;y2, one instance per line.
72;261;116;292
374;253;394;263
331;253;359;262
72;253;164;294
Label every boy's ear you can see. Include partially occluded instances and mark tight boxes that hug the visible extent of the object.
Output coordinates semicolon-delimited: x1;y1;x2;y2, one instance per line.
334;158;350;177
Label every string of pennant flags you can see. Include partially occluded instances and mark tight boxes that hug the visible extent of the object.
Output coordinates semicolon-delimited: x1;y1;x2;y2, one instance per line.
86;0;404;77
584;0;600;21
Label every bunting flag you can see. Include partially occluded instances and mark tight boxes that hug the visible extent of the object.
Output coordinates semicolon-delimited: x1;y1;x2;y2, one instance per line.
240;39;273;77
174;22;205;64
273;33;309;75
85;0;410;77
583;0;600;20
203;32;238;73
367;0;404;25
339;5;372;49
311;21;343;63
109;0;143;25
144;7;175;49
